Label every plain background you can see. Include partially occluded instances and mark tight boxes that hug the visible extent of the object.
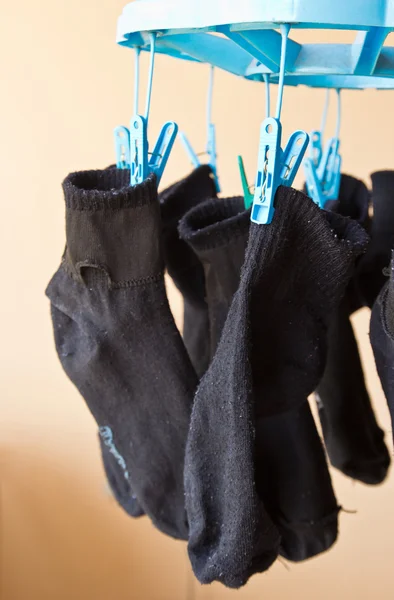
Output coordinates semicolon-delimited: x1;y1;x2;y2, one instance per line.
2;2;394;598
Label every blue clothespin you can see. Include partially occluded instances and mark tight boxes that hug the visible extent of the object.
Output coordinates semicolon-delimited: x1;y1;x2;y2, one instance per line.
180;66;220;192
129;117;178;186
309;131;323;167
129;115;148;185
305;89;342;207
304;157;325;208
325;146;342;199
115;37;178;186
317;137;341;190
148;121;179;185
114;126;131;169
251;25;309;225
309;89;329;167
279;130;310;187
251;120;309;223
113;47;142;171
130;35;178;186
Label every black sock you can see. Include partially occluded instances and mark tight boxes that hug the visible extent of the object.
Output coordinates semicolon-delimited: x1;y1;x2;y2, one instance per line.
179;194;352;564
160;165;217;377
316;296;390;483
93;165;215;518
370;253;394;445
325;173;370;222
180;194;340;568
181;189;367;586
179;196;249;356
358;171;394;307
46;168;198;539
96;165;215;516
315;174;390;484
61;162;146;519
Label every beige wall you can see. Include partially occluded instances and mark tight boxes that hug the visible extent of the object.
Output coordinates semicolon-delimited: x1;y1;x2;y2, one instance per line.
2;2;394;598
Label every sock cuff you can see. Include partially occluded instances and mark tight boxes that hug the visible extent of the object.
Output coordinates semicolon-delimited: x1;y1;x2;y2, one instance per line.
371;170;394;192
160;166;217;227
178;196;249;252
370;170;394;232
325;174;370;224
63;169;157;211
61;169;163;287
246;187;369;309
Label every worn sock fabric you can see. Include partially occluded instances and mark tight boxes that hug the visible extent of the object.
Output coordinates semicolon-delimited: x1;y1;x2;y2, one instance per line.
98;164;215;513
46;168;198;539
181;188;368;587
370;254;394;445
358;171;394;307
180;193;343;566
181;196;278;588
160;165;217;377
180;194;344;563
316;295;390;484
316;175;390;484
325;173;370;224
93;165;215;516
179;196;249;356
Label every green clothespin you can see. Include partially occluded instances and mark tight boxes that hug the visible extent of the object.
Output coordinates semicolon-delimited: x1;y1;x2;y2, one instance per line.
238;156;254;209
239;74;270;211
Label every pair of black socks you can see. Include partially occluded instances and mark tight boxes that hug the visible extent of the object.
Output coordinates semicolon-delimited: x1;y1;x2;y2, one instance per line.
180;186;368;587
315;174;390;484
46;168;199;539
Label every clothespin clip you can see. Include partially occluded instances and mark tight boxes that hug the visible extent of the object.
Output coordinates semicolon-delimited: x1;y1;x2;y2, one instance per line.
148;121;179;186
305;90;342;207
114;126;131;169
206;122;220;192
251;119;309;224
129;115;148;185
326;152;342;200
309;130;323;166
280;130;310;187
129;116;178;187
309;89;329;167
238;156;254;209
318;136;341;200
179;133;200;169
304;157;325;208
180;66;221;192
251;117;283;224
305;141;342;208
305;139;340;208
116;36;178;187
250;26;309;225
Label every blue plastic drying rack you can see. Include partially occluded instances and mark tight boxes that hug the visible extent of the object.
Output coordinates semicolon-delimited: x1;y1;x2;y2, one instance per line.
117;0;394;86
116;1;394;224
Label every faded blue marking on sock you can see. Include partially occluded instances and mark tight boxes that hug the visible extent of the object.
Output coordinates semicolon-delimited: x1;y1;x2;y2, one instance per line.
99;426;129;481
